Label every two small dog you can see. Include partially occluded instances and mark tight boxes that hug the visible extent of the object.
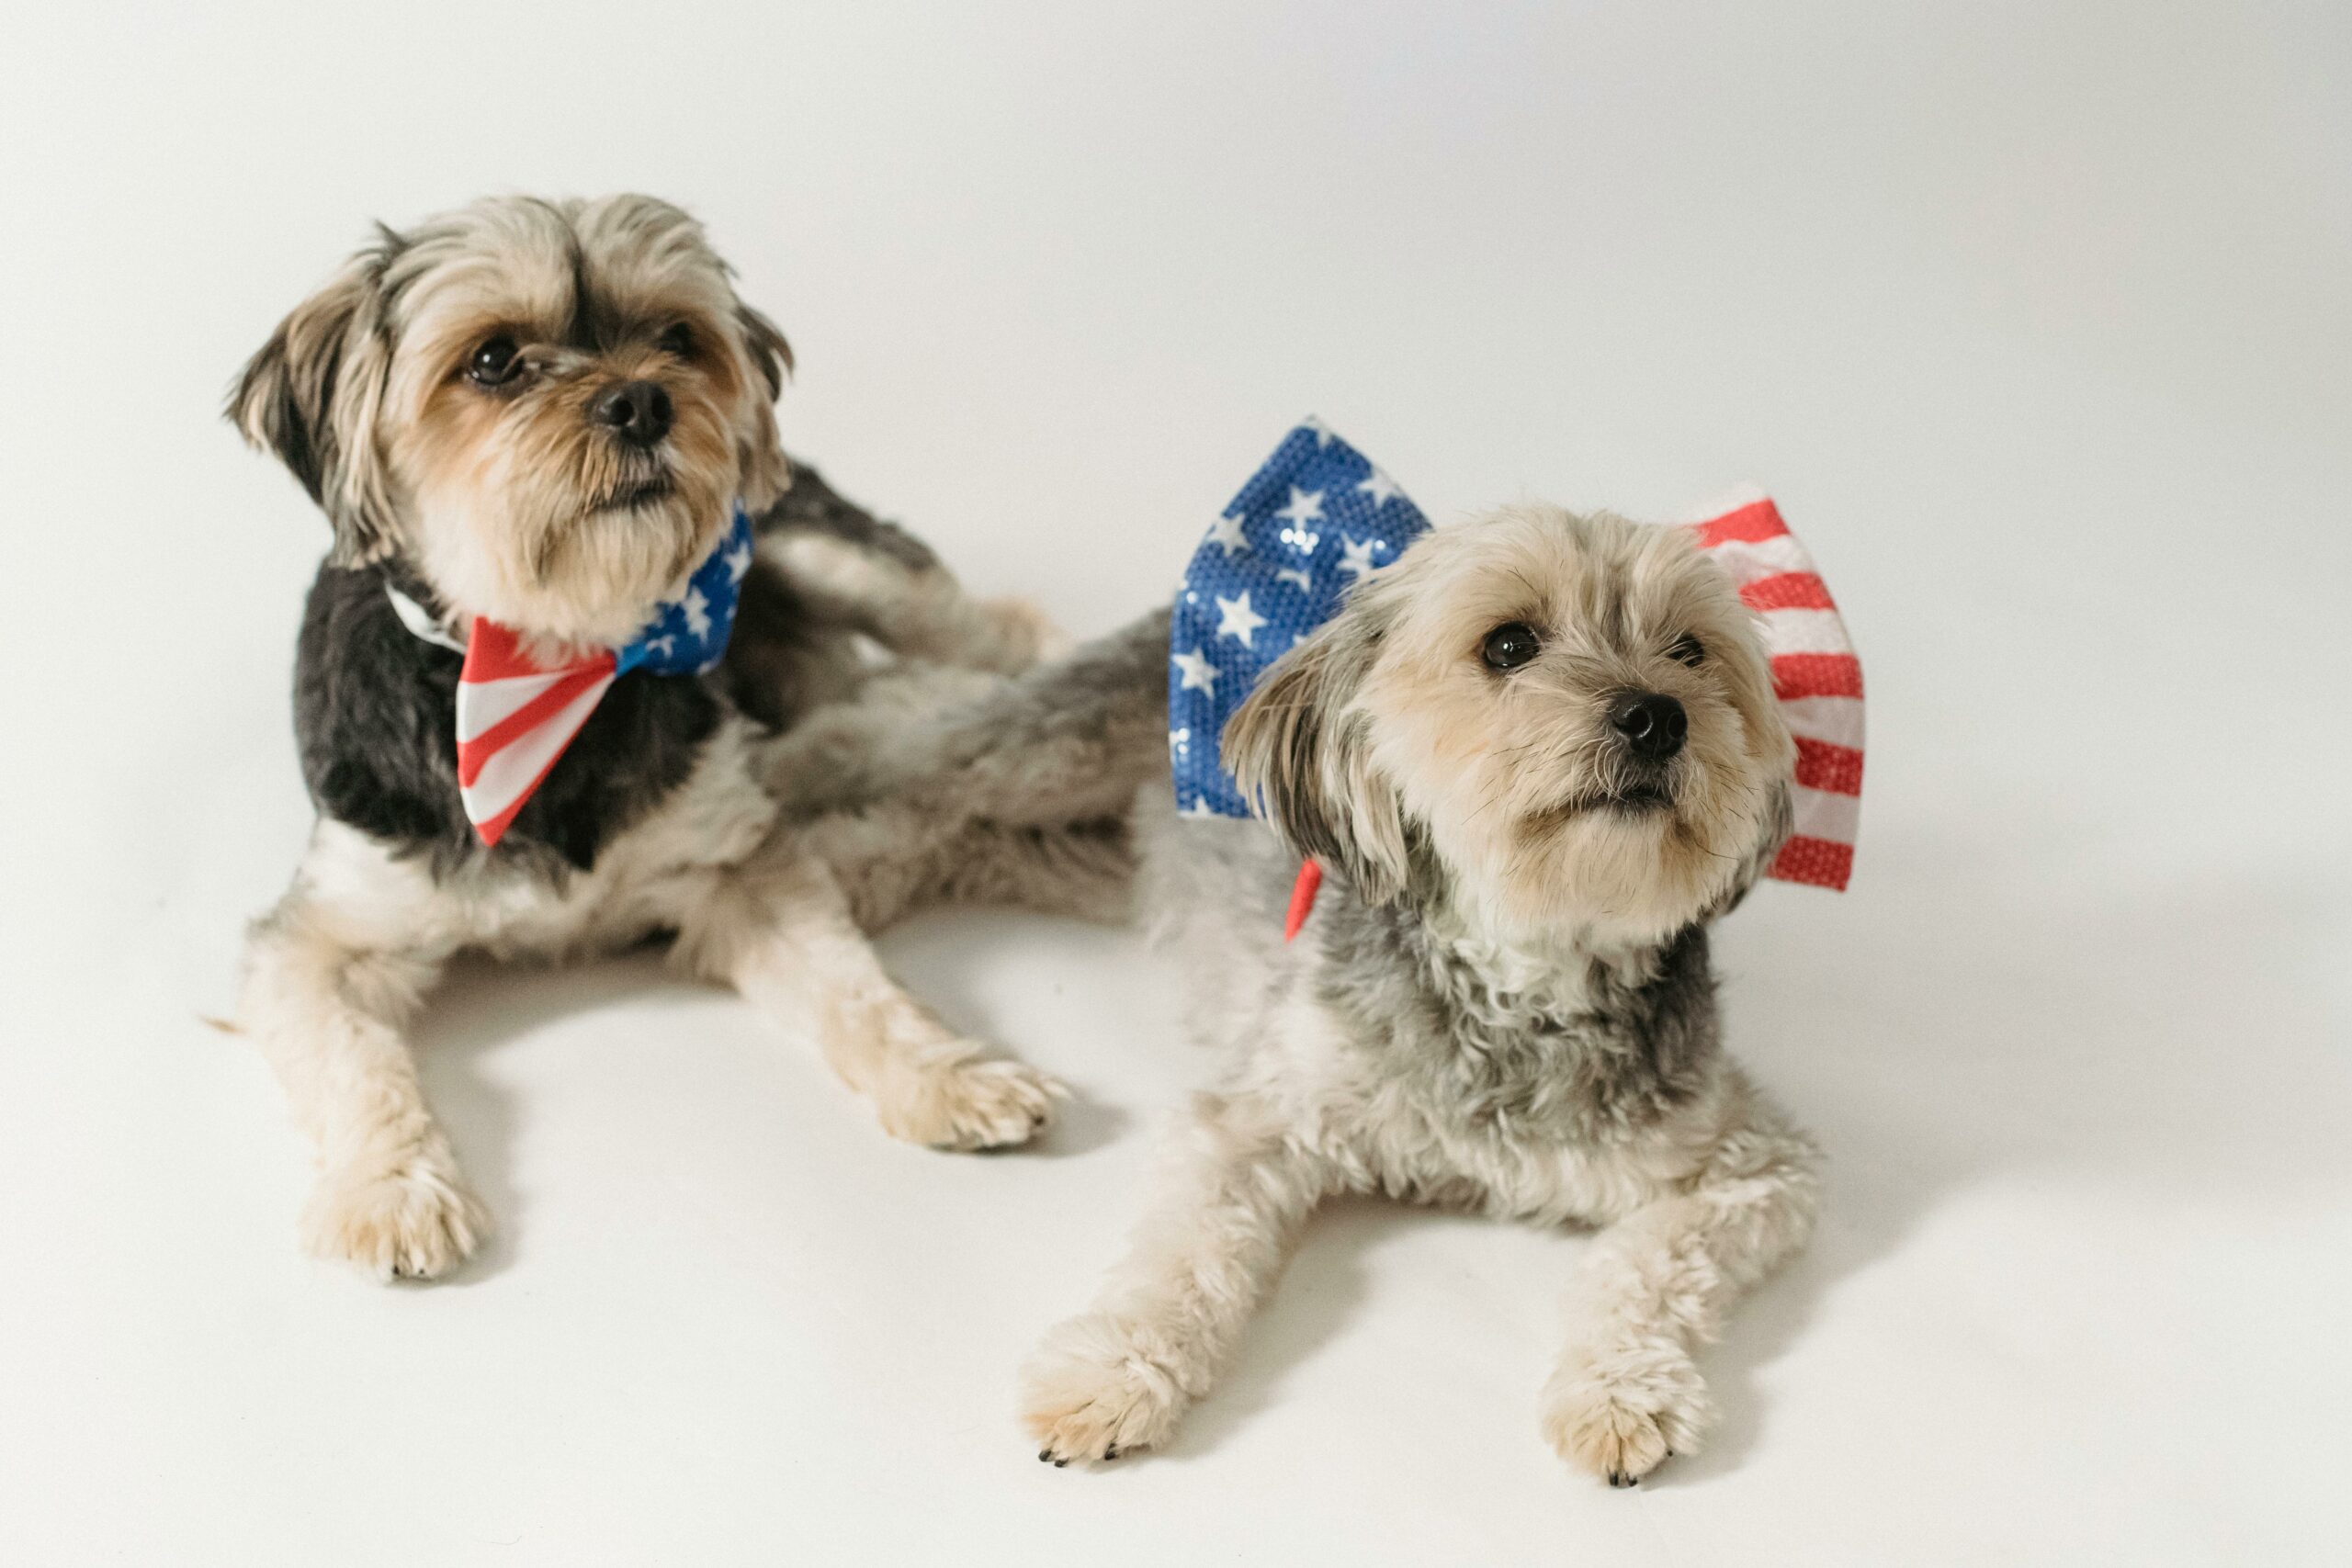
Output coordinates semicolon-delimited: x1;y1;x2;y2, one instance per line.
230;194;1818;1485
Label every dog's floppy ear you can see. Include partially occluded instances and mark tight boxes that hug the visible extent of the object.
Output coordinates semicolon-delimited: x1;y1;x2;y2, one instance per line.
1223;605;1413;905
732;302;796;509
1706;776;1793;921
227;237;401;565
736;303;795;400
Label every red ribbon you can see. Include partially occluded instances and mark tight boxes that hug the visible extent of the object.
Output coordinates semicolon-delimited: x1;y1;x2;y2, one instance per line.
1283;859;1324;942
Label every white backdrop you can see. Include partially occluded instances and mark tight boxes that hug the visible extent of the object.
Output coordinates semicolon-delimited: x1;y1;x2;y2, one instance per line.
3;3;2347;1562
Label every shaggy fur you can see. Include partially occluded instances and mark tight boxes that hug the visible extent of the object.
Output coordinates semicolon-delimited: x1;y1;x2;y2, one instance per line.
796;508;1820;1484
229;194;1103;1280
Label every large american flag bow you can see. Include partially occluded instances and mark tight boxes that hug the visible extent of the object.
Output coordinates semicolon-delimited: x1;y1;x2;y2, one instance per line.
388;503;755;847
1680;487;1864;891
1170;423;1862;927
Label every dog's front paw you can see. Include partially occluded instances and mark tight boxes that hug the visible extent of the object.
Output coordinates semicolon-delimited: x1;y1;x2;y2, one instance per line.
1540;1339;1713;1486
877;1053;1066;1152
302;1143;488;1282
1021;1314;1193;1465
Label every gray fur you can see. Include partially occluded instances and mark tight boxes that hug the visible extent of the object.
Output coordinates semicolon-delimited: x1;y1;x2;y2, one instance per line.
980;506;1820;1483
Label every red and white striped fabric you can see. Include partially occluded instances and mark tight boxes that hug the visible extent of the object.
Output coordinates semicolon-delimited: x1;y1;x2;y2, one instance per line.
454;622;622;848
1683;490;1863;891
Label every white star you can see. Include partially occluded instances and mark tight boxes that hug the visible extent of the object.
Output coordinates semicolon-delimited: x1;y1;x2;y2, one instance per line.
1179;797;1223;819
1275;487;1326;555
1214;591;1268;648
646;635;676;658
1338;534;1387;583
1274;568;1314;592
1171;647;1219;694
1357;468;1403;507
1205;512;1250;556
682;586;712;640
724;540;753;582
1169;727;1190;757
1274;486;1326;526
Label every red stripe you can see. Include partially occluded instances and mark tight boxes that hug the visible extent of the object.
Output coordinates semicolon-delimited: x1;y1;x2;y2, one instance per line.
458;618;556;682
1739;571;1836;612
454;660;614;787
468;723;594;847
1770;835;1852;890
1792;736;1864;795
1772;652;1863;701
1689;498;1787;547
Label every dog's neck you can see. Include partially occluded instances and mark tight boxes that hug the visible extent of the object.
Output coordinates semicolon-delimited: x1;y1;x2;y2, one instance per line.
1411;890;1671;1019
367;534;709;661
293;553;727;876
1308;866;1719;1136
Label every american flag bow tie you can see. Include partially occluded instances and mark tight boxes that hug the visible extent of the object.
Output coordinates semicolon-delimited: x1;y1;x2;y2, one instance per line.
388;502;755;847
1170;423;1862;926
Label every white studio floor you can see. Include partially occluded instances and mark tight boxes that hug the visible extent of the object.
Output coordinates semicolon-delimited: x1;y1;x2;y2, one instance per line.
3;4;2347;1563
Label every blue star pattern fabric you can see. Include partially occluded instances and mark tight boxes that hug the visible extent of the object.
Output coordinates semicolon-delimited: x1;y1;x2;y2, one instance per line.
1170;420;1430;818
617;501;754;675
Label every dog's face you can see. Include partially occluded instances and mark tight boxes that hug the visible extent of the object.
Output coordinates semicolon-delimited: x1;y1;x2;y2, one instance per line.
231;195;793;644
1227;506;1793;945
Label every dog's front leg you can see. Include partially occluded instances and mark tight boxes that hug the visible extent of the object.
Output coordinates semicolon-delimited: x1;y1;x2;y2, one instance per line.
1022;1091;1333;1464
240;895;484;1281
1539;1084;1821;1485
675;846;1064;1151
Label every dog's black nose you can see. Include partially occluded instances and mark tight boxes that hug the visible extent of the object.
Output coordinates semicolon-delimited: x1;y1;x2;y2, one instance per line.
1611;693;1688;761
592;379;673;446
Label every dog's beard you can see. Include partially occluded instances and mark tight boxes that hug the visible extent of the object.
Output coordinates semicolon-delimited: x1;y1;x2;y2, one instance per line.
401;379;743;647
1512;739;1777;941
1383;705;1773;946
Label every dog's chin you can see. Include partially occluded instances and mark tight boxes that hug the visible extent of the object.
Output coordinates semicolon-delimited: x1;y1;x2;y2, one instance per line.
408;477;735;646
1493;791;1733;944
1527;783;1675;837
596;473;677;513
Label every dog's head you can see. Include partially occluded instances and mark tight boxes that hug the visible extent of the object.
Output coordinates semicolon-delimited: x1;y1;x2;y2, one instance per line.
1226;505;1793;945
230;194;793;644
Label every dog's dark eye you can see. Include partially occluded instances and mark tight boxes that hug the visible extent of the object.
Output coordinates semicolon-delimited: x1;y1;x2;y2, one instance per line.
658;323;695;357
1481;621;1543;671
466;334;522;387
1668;633;1706;668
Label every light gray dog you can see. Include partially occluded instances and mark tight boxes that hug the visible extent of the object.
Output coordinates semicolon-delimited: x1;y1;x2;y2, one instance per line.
784;502;1820;1486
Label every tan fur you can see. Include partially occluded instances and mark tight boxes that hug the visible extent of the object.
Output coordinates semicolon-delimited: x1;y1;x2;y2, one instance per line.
1348;507;1791;945
231;194;1075;1280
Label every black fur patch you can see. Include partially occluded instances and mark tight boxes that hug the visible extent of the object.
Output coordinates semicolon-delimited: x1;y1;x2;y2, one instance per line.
294;561;725;877
291;457;888;878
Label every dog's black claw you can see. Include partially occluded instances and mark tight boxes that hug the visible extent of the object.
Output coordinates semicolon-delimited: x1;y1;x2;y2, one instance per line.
1608;1471;1639;1488
1053;1458;1069;1468
1037;1450;1053;1463
1102;1445;1120;1461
